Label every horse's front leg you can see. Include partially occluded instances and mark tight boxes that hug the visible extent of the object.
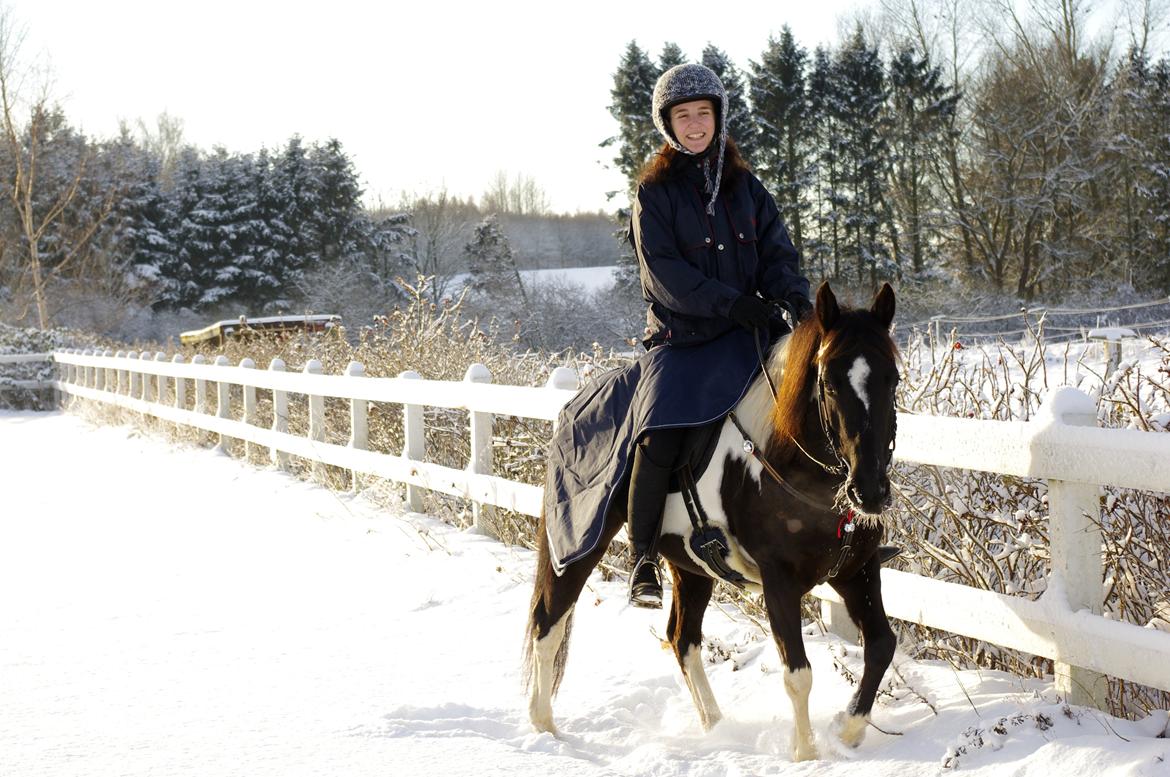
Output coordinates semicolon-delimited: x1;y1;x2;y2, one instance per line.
759;565;818;762
828;554;896;749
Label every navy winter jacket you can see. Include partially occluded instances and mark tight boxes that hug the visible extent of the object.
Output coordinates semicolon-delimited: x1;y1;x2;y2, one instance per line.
631;162;810;347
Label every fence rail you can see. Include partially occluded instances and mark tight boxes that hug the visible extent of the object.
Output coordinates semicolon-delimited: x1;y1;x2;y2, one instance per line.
0;352;55;391
35;349;1170;709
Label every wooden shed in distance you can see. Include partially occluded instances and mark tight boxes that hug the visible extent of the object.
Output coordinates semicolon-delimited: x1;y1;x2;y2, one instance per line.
179;314;342;348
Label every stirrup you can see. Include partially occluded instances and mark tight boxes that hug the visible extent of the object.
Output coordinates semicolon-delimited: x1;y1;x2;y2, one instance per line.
628;555;663;609
877;545;901;564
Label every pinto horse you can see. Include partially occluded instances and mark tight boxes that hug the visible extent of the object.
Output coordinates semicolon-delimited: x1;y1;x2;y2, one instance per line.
524;282;900;761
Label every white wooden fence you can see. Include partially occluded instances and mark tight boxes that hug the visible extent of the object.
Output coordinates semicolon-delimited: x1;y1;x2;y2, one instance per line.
31;350;1170;709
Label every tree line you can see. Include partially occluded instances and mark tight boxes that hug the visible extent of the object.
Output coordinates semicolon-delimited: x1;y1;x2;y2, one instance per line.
606;0;1170;301
0;111;616;329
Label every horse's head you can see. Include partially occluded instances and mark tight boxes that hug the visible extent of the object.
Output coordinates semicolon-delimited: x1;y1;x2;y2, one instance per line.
810;282;899;516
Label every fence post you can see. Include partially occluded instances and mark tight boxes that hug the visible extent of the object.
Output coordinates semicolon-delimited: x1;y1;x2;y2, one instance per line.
127;352;141;400
192;355;208;416
138;351;153;418
305;359;325;482
78;351;91;388
90;350;103;391
546;368;578;486
172;355;186;437
240;358;257;461
545;367;578;407
821;598;861;645
114;351;126;395
399;370;425;512
346;361;367;492
214;355;232;452
154;352;167;406
104;350;115;394
465;363;494;536
1042;388;1107;709
270;358;289;470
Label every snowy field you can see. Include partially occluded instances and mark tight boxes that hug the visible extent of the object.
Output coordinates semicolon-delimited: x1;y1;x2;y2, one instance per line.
2;411;1168;777
448;266;618;296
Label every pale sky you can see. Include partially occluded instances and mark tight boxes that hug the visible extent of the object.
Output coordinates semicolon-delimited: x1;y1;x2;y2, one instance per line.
10;1;877;213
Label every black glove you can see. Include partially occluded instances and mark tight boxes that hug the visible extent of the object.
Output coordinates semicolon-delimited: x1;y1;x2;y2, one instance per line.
729;295;772;331
782;294;814;324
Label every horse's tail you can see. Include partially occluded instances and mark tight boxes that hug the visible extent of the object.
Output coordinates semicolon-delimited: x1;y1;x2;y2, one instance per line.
522;508;575;698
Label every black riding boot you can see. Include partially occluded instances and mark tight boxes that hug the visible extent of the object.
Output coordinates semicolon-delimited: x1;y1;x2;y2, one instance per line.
626;430;681;609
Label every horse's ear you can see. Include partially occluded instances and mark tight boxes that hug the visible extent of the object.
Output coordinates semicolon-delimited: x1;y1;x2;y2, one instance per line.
816;282;839;331
871;282;896;329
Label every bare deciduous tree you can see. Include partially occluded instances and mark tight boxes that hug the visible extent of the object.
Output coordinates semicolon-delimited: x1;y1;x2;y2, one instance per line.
479;170;551;216
0;5;116;328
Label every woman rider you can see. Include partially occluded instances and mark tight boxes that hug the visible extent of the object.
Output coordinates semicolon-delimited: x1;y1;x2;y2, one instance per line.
625;63;813;606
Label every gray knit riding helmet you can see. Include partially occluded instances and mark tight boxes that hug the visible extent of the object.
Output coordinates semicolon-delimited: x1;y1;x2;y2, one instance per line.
651;63;729;214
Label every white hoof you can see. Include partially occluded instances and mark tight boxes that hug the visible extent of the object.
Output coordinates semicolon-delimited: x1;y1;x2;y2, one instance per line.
530;713;558;736
832;711;868;748
791;736;819;762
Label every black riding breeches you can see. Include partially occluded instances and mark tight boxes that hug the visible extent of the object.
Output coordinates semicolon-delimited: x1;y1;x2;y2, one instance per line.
627;427;686;556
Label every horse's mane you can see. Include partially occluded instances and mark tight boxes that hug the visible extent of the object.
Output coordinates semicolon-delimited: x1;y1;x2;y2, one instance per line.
738;308;899;468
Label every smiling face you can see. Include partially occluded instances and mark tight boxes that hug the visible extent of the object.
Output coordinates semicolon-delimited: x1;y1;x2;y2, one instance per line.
668;99;716;154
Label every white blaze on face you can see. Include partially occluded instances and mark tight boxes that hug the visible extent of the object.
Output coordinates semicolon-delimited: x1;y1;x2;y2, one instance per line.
848;355;872;413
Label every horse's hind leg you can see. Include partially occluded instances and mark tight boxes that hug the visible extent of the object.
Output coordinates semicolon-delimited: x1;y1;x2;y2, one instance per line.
666;564;721;730
525;510;618;735
828;555;896;748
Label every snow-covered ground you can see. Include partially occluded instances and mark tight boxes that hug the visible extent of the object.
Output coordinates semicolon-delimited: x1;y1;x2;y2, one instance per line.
2;411;1168;777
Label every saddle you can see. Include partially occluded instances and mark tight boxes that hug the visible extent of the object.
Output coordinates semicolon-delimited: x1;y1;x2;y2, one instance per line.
666;417;751;589
666;420;724;494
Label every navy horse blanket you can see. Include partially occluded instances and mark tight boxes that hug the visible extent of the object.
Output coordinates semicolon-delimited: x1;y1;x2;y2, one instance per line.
543;327;761;573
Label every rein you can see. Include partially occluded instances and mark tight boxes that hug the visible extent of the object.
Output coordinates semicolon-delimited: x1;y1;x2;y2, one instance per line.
726;409;858;584
727;411;828;511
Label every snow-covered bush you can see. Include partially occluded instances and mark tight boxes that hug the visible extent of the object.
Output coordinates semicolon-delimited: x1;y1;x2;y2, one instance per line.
888;326;1170;717
0;323;105;410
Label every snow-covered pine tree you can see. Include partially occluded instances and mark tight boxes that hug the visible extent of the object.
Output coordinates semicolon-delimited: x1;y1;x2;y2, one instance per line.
247;147;296;310
702;44;759;169
310;138;364;265
657;42;687;73
120;146;177;304
887;45;959;276
1112;49;1170;293
274;136;322;285
833;26;892;286
605;41;661;190
605;41;661;301
188;149;242;308
749;27;811;258
215;151;271;308
806;45;845;279
465;214;527;314
1146;56;1170;291
160;148;211;309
